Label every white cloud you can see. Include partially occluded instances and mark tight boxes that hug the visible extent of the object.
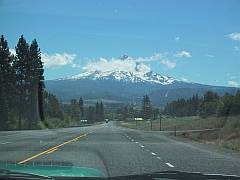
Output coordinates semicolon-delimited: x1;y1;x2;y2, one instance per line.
175;37;180;41
42;53;79;69
135;53;164;62
83;53;177;73
181;77;189;82
160;59;176;69
234;46;240;51
83;57;151;74
205;54;214;58
226;32;240;41
8;49;79;69
228;80;239;87
230;76;236;80
174;50;192;58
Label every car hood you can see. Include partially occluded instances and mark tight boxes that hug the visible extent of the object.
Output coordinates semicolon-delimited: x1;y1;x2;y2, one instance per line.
0;163;105;178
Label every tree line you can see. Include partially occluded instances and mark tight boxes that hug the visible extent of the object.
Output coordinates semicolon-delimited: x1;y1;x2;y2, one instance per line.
164;91;240;117
44;95;105;127
0;35;44;130
120;95;160;121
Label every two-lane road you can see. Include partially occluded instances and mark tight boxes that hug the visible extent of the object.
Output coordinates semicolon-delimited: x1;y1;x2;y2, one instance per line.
0;121;240;177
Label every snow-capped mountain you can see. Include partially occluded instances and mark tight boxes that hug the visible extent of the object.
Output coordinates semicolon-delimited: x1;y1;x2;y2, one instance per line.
46;61;238;105
59;59;179;85
62;70;177;85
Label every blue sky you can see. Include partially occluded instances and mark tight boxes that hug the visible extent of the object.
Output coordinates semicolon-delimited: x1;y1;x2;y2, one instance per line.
1;0;240;87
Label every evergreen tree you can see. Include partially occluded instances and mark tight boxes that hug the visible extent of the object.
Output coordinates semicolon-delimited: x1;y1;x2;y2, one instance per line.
0;35;15;129
95;101;100;121
70;99;79;120
27;39;44;128
87;106;95;123
13;35;29;129
99;101;104;121
0;75;10;130
231;91;240;115
217;93;234;117
142;95;151;120
44;91;64;120
79;97;84;120
200;91;219;116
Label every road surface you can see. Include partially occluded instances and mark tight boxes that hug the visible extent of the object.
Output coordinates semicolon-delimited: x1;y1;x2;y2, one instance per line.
0;121;240;177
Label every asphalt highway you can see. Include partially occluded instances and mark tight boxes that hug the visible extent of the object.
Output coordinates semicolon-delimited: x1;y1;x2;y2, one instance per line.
0;121;240;177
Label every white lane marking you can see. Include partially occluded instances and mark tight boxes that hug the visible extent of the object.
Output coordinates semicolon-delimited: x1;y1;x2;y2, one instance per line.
156;156;161;160
151;152;157;156
140;145;144;148
166;163;174;167
135;142;139;144
0;142;11;145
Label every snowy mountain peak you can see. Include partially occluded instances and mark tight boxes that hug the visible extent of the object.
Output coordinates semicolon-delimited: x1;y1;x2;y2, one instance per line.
61;69;178;85
58;56;178;85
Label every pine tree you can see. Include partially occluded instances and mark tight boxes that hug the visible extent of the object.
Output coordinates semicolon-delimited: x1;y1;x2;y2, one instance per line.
100;101;104;121
0;35;15;129
87;106;95;123
13;35;30;129
142;95;151;120
27;39;44;128
79;97;84;120
200;91;219;116
231;91;240;115
95;101;100;121
0;74;10;130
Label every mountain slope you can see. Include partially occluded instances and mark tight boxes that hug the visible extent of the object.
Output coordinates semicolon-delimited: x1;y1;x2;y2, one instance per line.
60;70;177;85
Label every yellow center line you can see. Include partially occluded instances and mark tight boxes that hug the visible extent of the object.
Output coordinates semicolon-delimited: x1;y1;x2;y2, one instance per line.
46;148;58;154
18;133;88;164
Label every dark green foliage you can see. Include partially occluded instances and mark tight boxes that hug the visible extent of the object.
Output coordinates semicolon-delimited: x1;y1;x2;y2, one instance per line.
99;101;104;121
217;93;234;117
0;35;45;130
199;91;219;116
69;99;80;120
142;95;152;120
95;101;100;121
230;91;240;115
87;106;95;123
0;75;10;130
0;35;12;130
43;91;64;120
164;91;240;117
93;101;104;122
79;97;84;119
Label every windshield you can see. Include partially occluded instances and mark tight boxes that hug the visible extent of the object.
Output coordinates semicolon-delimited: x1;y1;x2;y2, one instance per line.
0;0;240;179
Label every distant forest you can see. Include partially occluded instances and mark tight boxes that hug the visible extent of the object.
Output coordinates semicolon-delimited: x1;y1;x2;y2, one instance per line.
164;91;240;117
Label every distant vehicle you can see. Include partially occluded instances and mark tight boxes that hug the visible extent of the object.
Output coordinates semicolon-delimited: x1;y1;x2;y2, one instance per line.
105;119;109;123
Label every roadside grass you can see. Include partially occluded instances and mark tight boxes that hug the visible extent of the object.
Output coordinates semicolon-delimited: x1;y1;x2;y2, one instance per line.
38;117;71;129
120;116;225;131
120;115;240;151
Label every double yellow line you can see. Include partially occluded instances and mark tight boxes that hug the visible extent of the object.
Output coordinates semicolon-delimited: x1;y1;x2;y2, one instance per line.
18;133;88;164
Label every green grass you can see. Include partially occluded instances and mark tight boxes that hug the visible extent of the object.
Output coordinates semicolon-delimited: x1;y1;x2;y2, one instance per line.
120;116;226;131
120;115;240;151
38;117;71;129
